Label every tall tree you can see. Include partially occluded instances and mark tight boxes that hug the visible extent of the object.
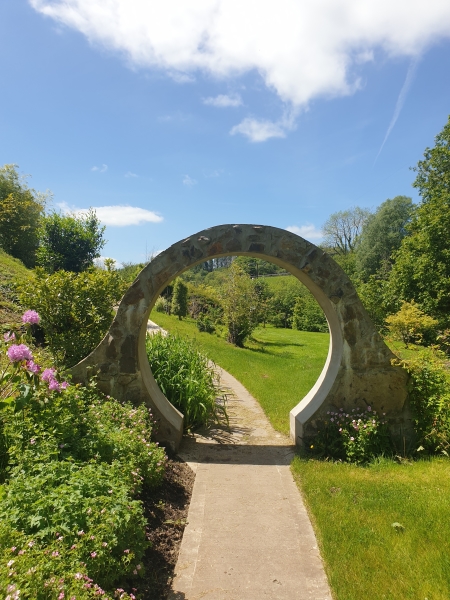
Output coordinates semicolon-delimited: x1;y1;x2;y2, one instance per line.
0;164;47;267
220;262;258;347
322;206;371;255
356;196;414;279
388;115;450;328
37;209;105;273
171;278;188;320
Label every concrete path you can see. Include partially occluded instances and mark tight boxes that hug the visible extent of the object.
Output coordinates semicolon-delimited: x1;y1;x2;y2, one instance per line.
167;366;332;600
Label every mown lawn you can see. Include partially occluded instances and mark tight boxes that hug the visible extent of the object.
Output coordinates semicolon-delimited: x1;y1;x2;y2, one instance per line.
292;456;450;600
149;312;329;435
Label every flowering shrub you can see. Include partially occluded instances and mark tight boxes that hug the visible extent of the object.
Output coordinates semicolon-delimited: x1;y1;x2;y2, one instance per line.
1;312;167;598
310;407;392;464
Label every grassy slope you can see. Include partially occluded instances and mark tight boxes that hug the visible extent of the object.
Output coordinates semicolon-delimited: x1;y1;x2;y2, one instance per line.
150;312;329;435
292;456;450;600
0;249;33;327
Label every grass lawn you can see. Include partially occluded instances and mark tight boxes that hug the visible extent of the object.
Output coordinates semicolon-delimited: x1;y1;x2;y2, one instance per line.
292;456;450;600
149;312;329;435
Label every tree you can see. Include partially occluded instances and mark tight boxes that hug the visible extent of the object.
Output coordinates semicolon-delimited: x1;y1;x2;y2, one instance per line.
322;206;372;255
385;301;438;347
292;292;328;333
0;164;47;267
171;279;188;320
388;115;450;328
356;196;414;279
220;262;258;347
37;209;106;273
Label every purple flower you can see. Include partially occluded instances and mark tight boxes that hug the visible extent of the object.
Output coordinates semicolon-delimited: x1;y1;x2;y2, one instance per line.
60;381;69;390
22;310;40;325
4;331;15;342
48;379;61;392
41;368;56;382
7;344;33;363
26;360;40;374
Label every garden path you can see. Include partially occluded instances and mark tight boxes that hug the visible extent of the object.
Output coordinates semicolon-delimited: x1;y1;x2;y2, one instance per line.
147;321;331;600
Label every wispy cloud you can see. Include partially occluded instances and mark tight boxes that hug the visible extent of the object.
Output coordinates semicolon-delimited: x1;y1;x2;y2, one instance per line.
30;0;450;143
183;175;197;187
91;164;108;173
203;93;242;108
231;109;298;143
57;202;163;226
124;171;138;178
286;224;323;241
375;59;419;163
203;169;224;178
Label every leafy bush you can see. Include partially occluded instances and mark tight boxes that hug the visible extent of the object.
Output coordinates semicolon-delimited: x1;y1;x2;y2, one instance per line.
196;315;216;334
19;268;126;367
146;332;227;430
0;312;166;598
154;296;169;313
310;407;392;464
386;300;438;347
395;350;450;454
292;293;328;333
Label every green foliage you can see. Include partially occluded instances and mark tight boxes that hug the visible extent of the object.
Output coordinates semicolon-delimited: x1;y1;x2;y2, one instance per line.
146;332;227;430
154;295;169;313
233;256;284;277
196;315;216;334
395;349;450;454
292;292;328;333
311;407;392;464
19;268;126;367
220;262;258;346
267;277;302;328
386;301;438;347
388;115;450;329
37;209;106;273
356;196;414;279
171;278;188;320
0;249;34;328
117;261;145;285
0;164;47;268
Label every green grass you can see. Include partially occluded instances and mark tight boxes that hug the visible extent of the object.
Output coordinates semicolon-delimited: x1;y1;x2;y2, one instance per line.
292;456;450;600
150;312;329;435
0;249;33;327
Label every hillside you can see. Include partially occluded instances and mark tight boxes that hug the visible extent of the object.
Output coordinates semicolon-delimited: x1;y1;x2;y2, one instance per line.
0;249;34;329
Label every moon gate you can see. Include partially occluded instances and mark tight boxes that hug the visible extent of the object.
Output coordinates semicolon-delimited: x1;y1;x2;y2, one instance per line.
71;224;410;452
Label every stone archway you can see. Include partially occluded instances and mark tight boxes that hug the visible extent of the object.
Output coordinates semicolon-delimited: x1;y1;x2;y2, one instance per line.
71;224;410;452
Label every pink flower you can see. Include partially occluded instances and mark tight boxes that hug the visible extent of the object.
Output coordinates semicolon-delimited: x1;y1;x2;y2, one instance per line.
22;310;40;325
28;540;35;548
10;547;16;553
7;344;33;363
58;592;65;599
4;332;15;342
30;439;36;445
90;552;97;558
26;360;40;374
52;551;59;557
41;368;56;382
77;530;85;536
18;550;25;555
75;573;83;580
48;379;61;392
123;549;130;554
61;381;69;390
70;544;77;550
350;437;355;441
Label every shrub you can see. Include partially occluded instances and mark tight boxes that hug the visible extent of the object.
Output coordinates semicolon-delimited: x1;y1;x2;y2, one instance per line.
154;296;168;313
196;316;216;334
395;349;450;454
19;268;126;367
146;332;227;430
386;300;438;347
171;279;188;320
310;407;392;464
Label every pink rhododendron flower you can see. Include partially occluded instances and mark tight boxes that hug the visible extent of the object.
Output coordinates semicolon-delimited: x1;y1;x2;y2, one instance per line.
26;360;40;374
4;331;15;342
48;379;61;392
22;310;40;325
41;368;56;382
7;344;33;363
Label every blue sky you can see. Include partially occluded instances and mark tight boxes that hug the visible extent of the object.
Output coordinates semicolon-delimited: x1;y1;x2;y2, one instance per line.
1;0;450;265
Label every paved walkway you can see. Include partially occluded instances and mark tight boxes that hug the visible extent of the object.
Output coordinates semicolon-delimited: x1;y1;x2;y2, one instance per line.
167;366;332;600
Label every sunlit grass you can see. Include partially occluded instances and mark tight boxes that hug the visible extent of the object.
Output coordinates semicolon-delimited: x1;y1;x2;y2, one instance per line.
150;312;329;435
292;456;450;600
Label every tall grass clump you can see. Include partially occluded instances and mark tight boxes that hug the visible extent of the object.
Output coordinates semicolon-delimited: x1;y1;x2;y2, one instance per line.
146;332;227;430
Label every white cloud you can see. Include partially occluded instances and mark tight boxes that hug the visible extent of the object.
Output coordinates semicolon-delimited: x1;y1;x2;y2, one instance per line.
230;117;287;143
203;93;242;108
183;174;197;186
286;224;323;241
30;1;450;127
91;164;108;173
94;256;122;269
124;171;138;178
57;202;163;226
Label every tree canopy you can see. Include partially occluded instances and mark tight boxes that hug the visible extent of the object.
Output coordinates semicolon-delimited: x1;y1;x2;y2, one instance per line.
37;209;106;273
322;206;371;255
0;165;47;267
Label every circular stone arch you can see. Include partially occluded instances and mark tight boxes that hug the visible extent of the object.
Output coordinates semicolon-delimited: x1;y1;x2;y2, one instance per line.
71;224;410;452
